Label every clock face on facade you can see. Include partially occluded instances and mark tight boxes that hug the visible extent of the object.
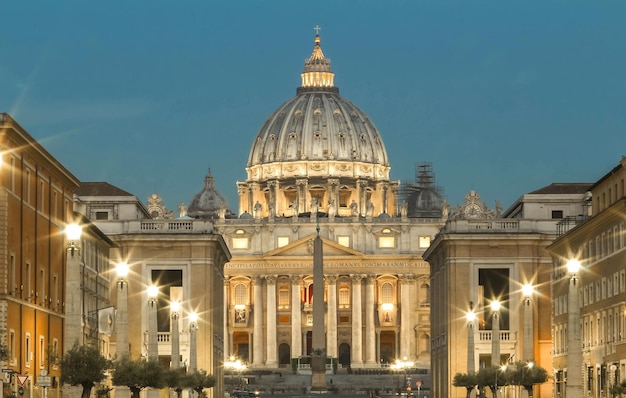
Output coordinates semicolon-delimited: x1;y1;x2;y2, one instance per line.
464;203;482;218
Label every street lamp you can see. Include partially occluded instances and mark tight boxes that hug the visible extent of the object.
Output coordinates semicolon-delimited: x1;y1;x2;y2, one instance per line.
491;300;501;368
566;259;582;398
225;356;247;389
116;262;130;358
171;301;181;370
522;284;534;362
147;285;159;361
189;312;198;373
466;303;476;374
391;357;414;396
64;223;83;347
611;364;618;398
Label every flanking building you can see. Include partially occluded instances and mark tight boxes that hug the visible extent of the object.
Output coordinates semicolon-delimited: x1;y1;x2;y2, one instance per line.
424;184;591;398
547;156;626;398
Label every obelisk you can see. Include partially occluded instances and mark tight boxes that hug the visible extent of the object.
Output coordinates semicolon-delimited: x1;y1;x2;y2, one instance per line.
311;225;327;390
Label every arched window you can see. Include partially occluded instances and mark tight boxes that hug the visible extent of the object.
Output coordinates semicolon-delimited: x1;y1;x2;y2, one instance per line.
381;282;393;304
234;284;247;306
278;285;289;309
338;285;350;309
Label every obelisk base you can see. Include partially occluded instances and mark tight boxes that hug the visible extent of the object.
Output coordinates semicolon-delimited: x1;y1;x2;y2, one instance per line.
311;356;327;391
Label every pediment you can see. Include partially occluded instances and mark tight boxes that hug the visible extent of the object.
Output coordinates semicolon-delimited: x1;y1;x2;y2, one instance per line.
264;233;364;258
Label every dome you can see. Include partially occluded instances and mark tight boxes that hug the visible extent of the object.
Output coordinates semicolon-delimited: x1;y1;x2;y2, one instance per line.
188;169;233;219
246;33;390;182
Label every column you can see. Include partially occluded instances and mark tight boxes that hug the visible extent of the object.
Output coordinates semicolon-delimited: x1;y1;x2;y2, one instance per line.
171;302;181;370
358;181;369;216
267;180;277;218
381;183;389;215
247;183;255;216
296;178;308;214
237;183;247;216
291;276;302;358
399;275;412;359
326;275;338;358
266;275;278;367
115;264;129;359
224;279;230;359
147;286;159;360
351;274;364;366
365;275;377;365
253;277;264;367
522;285;534;362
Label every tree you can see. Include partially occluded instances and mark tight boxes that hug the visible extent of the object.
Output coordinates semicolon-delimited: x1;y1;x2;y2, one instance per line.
60;343;112;398
166;368;186;398
476;367;509;397
183;370;216;398
112;356;166;398
453;373;478;398
504;362;548;398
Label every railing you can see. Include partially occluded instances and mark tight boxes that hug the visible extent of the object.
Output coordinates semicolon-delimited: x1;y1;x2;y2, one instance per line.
477;330;514;342
441;219;563;235
556;215;589;237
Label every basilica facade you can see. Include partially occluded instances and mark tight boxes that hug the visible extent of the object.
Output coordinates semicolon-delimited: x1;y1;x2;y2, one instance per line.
203;33;447;369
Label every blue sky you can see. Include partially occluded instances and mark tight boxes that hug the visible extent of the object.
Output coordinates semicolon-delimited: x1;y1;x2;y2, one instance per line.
2;1;625;213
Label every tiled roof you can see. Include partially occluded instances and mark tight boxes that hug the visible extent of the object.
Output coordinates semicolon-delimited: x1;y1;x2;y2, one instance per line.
76;182;134;197
528;182;592;195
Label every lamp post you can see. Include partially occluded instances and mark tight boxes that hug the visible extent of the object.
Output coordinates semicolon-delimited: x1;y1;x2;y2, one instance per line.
147;285;159;361
522;284;534;362
566;259;582;398
610;364;617;398
491;300;501;368
64;224;83;348
171;301;181;370
189;312;198;373
116;262;130;358
466;303;476;374
63;223;83;398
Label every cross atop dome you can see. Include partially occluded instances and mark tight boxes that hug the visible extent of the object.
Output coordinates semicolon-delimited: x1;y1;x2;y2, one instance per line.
301;28;334;88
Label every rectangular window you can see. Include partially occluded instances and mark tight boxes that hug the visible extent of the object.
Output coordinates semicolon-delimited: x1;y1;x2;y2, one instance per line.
10;157;16;192
9;254;15;295
25;169;31;204
53;274;59;310
277;237;289;248
95;211;108;220
337;236;350;247
232;238;249;250
25;333;31;368
418;236;431;249
40;180;45;211
551;210;564;219
39;336;45;368
378;236;395;248
40;268;45;305
52;339;59;369
9;330;15;365
53;191;58;219
26;262;31;301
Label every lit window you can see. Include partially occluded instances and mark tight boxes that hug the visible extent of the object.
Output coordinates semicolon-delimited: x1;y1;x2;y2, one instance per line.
278;286;289;309
232;238;249;249
338;285;350;309
277;237;290;248
419;236;431;249
378;236;395;248
337;236;350;247
234;284;247;306
381;282;393;304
